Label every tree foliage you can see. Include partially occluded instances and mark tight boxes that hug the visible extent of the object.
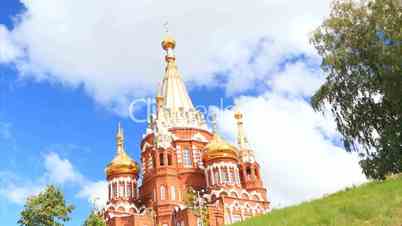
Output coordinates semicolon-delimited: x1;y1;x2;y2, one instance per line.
184;187;209;226
83;211;106;226
310;0;402;179
18;185;74;226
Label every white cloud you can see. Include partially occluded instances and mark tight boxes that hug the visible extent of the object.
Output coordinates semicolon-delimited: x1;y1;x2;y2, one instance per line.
77;181;108;210
269;61;324;97
44;152;84;184
0;152;107;207
42;152;108;208
0;0;331;113
2;184;44;205
211;59;367;207
216;90;367;207
0;25;22;63
0;171;44;205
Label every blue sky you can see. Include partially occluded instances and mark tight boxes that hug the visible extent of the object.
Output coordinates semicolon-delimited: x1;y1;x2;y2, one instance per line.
0;0;368;225
0;4;235;224
0;40;235;226
0;63;123;224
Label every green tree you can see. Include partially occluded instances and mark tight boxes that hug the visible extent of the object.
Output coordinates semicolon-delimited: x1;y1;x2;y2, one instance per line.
184;187;209;226
310;0;402;179
18;185;74;226
83;211;106;226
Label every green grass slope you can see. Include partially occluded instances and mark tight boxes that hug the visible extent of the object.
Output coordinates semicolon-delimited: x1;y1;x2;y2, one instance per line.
232;174;402;226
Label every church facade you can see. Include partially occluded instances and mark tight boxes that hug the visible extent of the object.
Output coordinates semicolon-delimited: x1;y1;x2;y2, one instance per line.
103;35;270;226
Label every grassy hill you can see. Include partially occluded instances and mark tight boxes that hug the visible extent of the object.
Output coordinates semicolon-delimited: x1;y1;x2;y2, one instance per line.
232;174;402;226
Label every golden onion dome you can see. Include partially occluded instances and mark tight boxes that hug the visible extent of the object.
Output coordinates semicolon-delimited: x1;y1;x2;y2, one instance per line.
162;35;176;50
203;134;239;162
105;123;139;178
105;151;139;178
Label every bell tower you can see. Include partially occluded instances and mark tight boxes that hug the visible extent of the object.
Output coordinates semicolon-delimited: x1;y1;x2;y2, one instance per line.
138;33;212;226
105;123;139;223
235;111;267;199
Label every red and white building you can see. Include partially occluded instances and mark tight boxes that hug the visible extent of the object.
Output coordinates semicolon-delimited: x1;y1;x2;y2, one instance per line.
103;35;270;226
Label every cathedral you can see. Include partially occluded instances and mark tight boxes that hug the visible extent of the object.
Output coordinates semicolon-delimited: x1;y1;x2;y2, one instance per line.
103;34;270;226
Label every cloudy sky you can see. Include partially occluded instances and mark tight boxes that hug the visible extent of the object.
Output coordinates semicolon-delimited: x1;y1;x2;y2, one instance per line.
0;0;367;225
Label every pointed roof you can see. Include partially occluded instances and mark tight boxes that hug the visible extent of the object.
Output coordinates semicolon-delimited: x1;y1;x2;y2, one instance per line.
234;111;256;163
234;111;249;149
157;35;195;111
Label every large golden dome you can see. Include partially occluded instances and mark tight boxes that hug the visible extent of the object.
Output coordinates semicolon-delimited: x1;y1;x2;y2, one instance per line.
203;134;239;162
105;123;139;178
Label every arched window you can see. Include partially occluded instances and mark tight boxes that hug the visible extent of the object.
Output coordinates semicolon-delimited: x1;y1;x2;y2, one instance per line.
183;149;192;167
230;169;236;184
160;153;165;166
176;146;182;164
126;182;132;198
152;154;156;168
120;182;125;197
222;169;228;184
108;184;111;199
246;167;252;175
193;149;202;168
255;167;260;179
235;169;241;184
160;185;166;200
214;171;220;184
113;183;117;198
171;186;176;201
246;167;252;180
167;153;172;166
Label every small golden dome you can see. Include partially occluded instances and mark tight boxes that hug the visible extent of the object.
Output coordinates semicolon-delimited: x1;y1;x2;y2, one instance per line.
234;111;243;120
105;151;138;178
203;134;239;162
105;123;139;178
162;35;176;50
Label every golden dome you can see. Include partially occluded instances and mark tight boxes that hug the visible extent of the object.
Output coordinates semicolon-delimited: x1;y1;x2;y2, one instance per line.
234;111;243;120
105;123;139;178
203;134;239;162
105;151;138;178
162;35;176;50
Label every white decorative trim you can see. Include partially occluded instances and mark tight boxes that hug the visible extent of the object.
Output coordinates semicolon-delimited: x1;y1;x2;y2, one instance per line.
205;162;241;186
192;133;208;142
106;202;140;213
209;188;264;203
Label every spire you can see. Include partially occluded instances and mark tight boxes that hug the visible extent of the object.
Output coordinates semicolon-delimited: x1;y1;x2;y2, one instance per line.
150;27;207;130
158;31;195;112
234;111;249;149
105;122;138;178
116;122;125;154
234;110;256;163
211;113;218;133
